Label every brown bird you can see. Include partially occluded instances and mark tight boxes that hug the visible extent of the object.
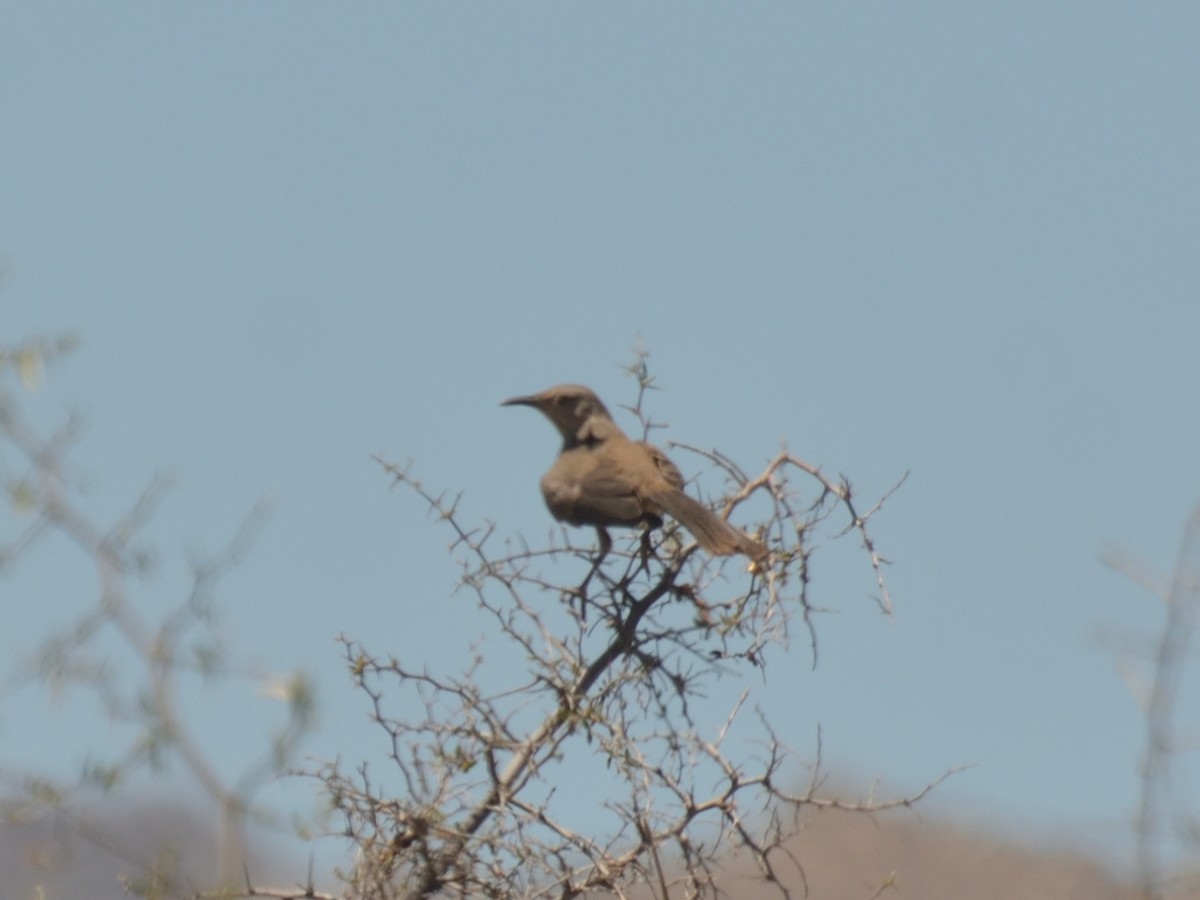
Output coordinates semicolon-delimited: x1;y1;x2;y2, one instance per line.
502;384;765;560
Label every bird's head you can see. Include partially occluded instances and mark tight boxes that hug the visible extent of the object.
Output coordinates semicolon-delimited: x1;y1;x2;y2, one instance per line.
502;384;615;444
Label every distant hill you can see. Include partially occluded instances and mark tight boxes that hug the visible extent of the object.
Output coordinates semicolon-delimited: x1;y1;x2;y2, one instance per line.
1;799;1174;899
689;809;1144;900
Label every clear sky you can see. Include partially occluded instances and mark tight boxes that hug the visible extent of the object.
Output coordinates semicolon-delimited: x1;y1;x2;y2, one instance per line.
2;1;1199;877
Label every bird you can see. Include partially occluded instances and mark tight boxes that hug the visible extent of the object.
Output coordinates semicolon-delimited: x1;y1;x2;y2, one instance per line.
502;384;766;561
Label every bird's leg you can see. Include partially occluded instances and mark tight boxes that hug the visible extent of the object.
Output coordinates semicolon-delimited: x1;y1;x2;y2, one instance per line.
637;538;654;577
637;521;660;576
596;525;612;557
573;526;611;622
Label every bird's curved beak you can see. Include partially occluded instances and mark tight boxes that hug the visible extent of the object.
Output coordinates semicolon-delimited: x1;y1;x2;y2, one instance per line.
501;394;538;408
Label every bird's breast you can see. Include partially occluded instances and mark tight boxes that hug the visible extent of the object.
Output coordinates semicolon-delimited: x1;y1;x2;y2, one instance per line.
539;471;581;522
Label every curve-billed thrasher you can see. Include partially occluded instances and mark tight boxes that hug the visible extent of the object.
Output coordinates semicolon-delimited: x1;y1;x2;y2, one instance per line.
503;384;766;560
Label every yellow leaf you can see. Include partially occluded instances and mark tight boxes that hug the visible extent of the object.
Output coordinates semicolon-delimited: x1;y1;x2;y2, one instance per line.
11;481;36;516
15;348;44;390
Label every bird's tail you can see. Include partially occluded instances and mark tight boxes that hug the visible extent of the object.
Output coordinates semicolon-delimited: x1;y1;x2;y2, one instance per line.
653;490;766;561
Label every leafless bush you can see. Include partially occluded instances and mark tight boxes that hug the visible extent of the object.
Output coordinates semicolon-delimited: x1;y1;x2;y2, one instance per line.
1104;505;1200;900
313;359;946;900
0;335;315;897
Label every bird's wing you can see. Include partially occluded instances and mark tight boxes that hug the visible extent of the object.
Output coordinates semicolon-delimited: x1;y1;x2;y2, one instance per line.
639;441;685;491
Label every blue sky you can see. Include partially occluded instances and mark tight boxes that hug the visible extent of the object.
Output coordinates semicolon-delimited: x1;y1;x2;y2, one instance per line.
2;2;1199;876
